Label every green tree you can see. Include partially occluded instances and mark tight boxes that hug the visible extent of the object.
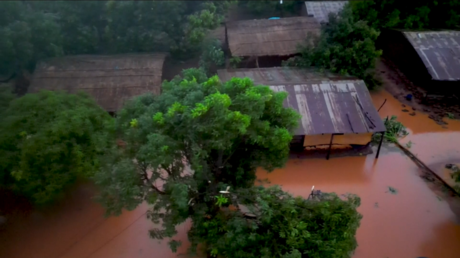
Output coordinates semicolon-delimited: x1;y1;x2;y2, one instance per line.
0;91;113;205
240;0;301;16
191;186;362;258
0;1;63;76
351;0;460;30
286;4;382;87
94;69;362;257
199;38;225;76
0;84;14;114
0;1;232;75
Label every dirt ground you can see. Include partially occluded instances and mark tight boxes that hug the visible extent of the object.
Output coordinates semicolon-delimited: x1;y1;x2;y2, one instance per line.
375;58;460;126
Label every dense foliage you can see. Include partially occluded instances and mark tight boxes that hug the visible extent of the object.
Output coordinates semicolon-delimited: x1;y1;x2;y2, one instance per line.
0;1;232;76
240;0;302;15
94;69;362;257
351;0;460;30
0;91;113;205
286;5;381;86
191;186;362;258
0;84;15;114
199;38;225;76
372;115;408;143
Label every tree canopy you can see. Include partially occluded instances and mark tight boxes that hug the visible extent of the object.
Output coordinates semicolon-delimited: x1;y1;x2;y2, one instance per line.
286;4;381;87
0;1;232;76
240;0;302;16
0;91;113;205
94;69;362;257
351;0;460;30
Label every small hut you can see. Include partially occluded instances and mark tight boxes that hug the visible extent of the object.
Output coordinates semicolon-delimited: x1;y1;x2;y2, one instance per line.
217;67;386;159
302;1;348;23
226;17;320;67
379;30;460;94
29;53;167;113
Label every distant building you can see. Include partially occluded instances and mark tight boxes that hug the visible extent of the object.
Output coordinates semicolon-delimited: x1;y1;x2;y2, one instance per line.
302;1;348;23
29;53;166;113
379;30;460;94
225;17;320;67
218;67;386;158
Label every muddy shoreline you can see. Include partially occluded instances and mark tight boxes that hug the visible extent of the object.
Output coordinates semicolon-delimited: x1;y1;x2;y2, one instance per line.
376;58;460;126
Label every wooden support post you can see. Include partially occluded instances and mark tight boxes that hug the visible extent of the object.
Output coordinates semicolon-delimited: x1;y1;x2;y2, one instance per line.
256;56;259;68
377;99;387;112
375;131;385;159
326;134;335;160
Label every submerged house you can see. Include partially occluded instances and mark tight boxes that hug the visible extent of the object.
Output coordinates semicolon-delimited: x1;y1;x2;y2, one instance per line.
218;67;386;158
302;1;348;23
379;30;460;94
225;17;320;68
29;53;167;113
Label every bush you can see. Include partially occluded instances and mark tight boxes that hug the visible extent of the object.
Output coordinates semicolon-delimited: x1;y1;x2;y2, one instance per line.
372;115;408;143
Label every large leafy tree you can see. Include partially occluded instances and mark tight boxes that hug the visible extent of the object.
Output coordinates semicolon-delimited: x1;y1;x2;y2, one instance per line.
286;4;381;87
351;0;460;30
0;1;232;76
94;69;362;257
0;91;113;205
240;0;302;16
0;1;62;77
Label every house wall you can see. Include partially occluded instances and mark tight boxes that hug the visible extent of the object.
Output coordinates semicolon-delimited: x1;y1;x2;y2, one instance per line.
304;133;373;147
235;55;297;69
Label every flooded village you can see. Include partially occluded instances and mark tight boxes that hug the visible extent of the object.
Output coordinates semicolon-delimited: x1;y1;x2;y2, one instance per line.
1;1;460;258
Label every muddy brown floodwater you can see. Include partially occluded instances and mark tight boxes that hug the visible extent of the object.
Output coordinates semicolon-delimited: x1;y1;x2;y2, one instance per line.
1;89;460;258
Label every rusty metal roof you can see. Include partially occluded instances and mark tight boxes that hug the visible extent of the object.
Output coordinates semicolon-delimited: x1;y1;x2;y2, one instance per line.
30;53;166;112
218;67;386;136
403;31;460;81
305;1;348;23
226;17;320;57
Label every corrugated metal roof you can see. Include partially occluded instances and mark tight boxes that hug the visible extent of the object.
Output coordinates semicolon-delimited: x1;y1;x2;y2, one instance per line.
403;31;460;81
217;67;385;136
305;1;348;23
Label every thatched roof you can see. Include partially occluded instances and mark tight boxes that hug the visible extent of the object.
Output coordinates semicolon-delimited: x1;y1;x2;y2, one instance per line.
226;17;320;57
29;53;167;112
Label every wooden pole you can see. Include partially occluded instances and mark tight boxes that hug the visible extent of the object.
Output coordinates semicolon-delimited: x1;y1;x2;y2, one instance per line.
377;99;387;112
375;131;385;159
326;134;335;160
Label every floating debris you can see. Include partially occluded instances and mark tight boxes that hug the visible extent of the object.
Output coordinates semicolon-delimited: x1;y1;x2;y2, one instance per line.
387;186;398;194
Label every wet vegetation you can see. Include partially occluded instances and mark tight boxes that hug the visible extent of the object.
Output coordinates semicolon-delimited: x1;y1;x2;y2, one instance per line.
373;115;409;143
0;91;113;205
285;5;382;88
0;1;232;77
351;0;460;30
